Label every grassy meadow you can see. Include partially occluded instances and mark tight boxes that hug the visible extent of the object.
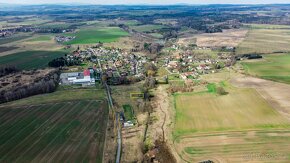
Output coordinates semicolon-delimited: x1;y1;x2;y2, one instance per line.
236;29;290;55
242;53;290;84
64;27;129;44
0;50;67;70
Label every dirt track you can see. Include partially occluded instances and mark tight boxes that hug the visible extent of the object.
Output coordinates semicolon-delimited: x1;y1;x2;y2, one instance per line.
231;76;290;120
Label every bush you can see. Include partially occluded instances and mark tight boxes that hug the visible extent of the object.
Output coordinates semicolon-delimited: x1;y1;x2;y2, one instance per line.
216;87;227;95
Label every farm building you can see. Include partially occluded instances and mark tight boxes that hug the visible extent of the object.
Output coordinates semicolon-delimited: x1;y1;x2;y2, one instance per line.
60;69;95;86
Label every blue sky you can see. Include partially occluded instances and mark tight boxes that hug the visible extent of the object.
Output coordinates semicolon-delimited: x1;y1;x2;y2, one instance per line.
3;0;290;5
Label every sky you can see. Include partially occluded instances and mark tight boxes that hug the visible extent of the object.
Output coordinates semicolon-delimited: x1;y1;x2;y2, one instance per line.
2;0;290;5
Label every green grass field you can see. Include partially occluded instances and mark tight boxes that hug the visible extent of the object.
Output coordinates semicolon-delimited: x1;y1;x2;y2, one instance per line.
64;27;129;44
4;89;105;107
0;50;67;70
173;85;290;162
28;35;52;42
130;24;166;32
242;53;290;84
123;105;135;122
236;29;290;55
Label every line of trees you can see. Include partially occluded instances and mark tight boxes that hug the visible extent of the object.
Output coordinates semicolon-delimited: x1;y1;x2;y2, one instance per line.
0;69;60;104
48;56;81;67
0;65;19;77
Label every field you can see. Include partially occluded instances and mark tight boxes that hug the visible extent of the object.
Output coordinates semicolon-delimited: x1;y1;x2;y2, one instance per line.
0;35;32;45
0;50;67;70
28;35;52;42
236;29;290;55
242;53;290;84
193;29;248;47
244;24;290;29
0;89;108;162
173;85;290;162
64;27;129;45
0;88;108;162
123;105;135;122
130;24;166;32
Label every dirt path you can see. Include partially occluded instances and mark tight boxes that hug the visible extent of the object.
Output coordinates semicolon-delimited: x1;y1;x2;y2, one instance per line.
150;85;182;162
231;76;290;120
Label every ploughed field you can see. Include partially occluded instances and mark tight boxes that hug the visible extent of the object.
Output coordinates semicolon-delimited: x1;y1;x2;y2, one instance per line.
0;100;108;162
236;28;290;55
173;86;290;162
242;53;290;84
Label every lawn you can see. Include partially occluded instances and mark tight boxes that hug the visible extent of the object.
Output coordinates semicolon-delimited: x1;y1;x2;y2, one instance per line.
242;53;290;84
0;50;67;70
236;29;290;55
130;24;166;32
0;100;108;163
64;27;129;44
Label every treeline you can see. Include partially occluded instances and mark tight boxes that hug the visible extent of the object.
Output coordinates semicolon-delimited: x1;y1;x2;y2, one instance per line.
0;69;60;104
0;65;19;77
48;56;81;67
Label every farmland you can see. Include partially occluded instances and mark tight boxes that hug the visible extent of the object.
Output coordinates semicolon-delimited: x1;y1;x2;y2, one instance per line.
173;85;290;162
0;50;67;70
242;53;290;84
236;29;290;55
130;24;166;32
0;88;108;162
0;100;108;162
64;27;129;45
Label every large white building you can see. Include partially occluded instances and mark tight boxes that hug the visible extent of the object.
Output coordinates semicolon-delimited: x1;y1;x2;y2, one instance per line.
60;69;95;86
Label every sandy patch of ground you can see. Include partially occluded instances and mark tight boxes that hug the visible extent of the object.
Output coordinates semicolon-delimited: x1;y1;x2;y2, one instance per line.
195;29;248;47
231;76;290;120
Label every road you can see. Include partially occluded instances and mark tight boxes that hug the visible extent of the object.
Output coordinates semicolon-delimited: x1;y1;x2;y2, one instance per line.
90;48;122;163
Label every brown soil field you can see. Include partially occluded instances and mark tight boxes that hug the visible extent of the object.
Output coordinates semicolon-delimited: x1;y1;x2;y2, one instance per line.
195;29;248;47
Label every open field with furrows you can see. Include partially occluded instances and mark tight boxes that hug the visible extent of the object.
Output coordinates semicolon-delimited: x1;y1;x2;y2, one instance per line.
0;100;108;163
173;85;290;162
0;50;67;70
241;53;290;84
236;29;290;55
64;27;129;45
193;29;248;47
